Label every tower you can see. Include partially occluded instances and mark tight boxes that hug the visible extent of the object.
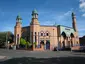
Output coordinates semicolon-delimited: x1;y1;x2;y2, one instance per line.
72;12;77;32
72;12;80;46
14;15;22;47
30;9;40;46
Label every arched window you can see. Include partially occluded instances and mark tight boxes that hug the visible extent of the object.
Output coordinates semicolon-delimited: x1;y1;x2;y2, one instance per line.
46;33;49;36
45;31;50;36
41;33;43;36
40;31;44;36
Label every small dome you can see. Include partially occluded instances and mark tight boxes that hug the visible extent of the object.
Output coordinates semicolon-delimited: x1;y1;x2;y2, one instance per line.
16;14;22;20
72;12;75;16
32;9;38;14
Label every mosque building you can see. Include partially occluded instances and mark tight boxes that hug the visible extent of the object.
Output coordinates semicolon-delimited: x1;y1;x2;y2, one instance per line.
14;9;80;50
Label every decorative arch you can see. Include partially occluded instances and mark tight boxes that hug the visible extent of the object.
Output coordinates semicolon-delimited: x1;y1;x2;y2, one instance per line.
40;40;44;45
61;32;67;49
70;33;74;38
45;31;50;36
70;33;74;47
61;31;67;39
40;30;44;36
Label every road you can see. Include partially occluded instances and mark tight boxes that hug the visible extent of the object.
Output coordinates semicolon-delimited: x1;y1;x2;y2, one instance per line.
0;49;85;59
0;49;85;64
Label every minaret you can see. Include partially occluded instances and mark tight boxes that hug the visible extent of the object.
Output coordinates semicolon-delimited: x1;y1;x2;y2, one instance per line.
30;9;39;25
72;12;78;32
14;15;22;47
72;12;80;46
30;9;40;46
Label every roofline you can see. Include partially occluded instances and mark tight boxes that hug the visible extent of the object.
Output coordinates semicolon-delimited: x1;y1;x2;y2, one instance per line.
57;25;73;29
40;25;56;27
22;26;30;28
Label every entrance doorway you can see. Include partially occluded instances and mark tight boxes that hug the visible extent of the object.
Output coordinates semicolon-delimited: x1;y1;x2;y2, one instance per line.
40;40;44;48
46;40;50;50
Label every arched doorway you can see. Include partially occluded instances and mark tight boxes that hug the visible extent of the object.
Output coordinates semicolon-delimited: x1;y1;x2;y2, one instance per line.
40;40;44;45
70;33;74;47
40;40;44;48
61;32;66;49
46;40;50;50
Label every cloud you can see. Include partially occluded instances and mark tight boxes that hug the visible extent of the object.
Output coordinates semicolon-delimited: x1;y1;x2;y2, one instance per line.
79;2;85;12
79;0;85;16
64;11;71;16
54;9;72;25
39;9;73;27
82;13;85;16
79;28;85;31
40;20;54;25
80;0;85;2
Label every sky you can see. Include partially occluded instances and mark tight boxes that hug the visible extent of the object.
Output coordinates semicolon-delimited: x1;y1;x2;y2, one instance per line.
0;0;85;37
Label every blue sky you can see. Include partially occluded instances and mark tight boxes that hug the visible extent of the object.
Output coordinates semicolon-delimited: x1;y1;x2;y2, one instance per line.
0;0;85;37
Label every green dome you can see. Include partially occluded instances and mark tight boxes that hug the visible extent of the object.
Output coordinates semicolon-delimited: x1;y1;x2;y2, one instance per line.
16;14;22;20
32;9;38;14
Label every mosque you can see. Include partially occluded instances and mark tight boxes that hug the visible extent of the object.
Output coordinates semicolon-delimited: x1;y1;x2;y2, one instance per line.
14;9;80;50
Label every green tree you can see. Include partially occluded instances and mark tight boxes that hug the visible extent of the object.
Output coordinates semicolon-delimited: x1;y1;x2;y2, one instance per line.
0;31;14;47
20;38;26;45
33;42;37;47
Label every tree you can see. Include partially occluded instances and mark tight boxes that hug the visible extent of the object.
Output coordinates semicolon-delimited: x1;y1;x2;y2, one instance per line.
20;38;26;45
0;31;14;47
33;42;37;47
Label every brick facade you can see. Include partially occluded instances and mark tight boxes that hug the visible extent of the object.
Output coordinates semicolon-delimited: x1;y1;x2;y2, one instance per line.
14;10;80;51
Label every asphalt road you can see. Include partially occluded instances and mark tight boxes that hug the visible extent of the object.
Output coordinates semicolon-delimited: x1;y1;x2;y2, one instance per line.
0;49;85;59
0;49;85;64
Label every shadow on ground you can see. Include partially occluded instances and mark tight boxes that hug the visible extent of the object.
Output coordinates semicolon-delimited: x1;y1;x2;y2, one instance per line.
0;57;85;64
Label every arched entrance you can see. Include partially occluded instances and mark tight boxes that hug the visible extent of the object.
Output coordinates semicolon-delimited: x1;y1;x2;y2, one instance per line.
46;40;50;50
40;40;44;45
70;33;74;47
40;40;44;48
61;32;66;49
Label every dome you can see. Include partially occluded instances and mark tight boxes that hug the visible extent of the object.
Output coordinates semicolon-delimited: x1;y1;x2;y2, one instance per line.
16;14;22;20
32;9;38;14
